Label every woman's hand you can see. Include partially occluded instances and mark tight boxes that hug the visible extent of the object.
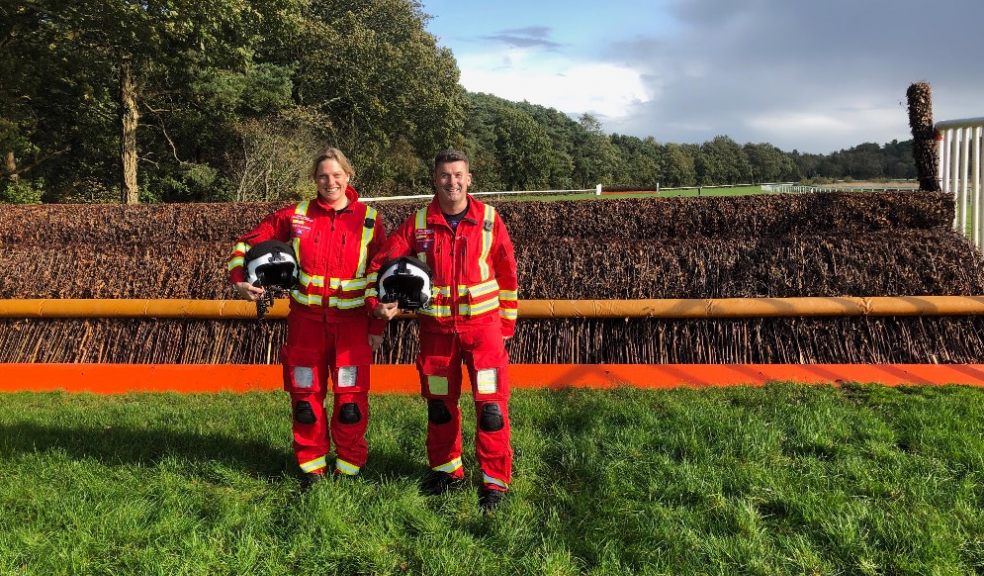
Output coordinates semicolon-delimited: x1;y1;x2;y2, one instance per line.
235;281;265;301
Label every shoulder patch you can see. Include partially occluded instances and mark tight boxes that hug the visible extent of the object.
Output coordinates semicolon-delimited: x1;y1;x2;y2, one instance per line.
483;219;494;232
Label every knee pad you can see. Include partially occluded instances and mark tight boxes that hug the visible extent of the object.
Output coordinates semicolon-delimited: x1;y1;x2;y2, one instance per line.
294;400;316;425
338;402;361;424
479;402;504;432
427;399;452;425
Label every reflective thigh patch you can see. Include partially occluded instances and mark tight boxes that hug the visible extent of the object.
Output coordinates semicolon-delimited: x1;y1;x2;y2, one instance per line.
476;369;498;395
428;375;449;396
337;366;358;388
293;366;314;389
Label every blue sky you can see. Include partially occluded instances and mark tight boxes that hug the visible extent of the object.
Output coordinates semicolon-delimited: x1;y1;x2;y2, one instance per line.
419;0;983;154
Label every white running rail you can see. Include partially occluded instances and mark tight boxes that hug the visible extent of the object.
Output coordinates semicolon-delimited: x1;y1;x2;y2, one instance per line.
937;117;984;248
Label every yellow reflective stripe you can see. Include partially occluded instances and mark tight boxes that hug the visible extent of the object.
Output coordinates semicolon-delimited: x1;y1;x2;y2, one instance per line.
479;205;495;281
365;289;378;298
415;207;428;264
300;456;327;473
500;308;518;320
299;270;325;288
499;289;518;301
291;290;323;306
433;457;463;474
293;236;301;272
338;278;368;291
419;305;452;317
482;472;507;489
367;272;378;282
335;458;360;476
356;206;377;278
330;296;366;309
292;202;309;268
228;241;250;270
433;285;452;298
458;279;499;297
459;298;499;316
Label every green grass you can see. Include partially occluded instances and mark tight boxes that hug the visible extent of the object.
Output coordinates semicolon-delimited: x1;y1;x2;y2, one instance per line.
1;384;982;575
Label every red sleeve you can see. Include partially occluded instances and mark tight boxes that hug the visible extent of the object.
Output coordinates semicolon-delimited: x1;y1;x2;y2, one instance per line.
365;213;388;336
367;214;416;276
493;214;519;337
227;207;293;284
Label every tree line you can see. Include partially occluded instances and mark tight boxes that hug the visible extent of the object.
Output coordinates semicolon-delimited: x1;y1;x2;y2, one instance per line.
1;0;916;204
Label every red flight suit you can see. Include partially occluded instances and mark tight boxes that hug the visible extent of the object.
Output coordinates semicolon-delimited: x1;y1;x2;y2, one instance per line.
369;194;519;492
228;186;386;476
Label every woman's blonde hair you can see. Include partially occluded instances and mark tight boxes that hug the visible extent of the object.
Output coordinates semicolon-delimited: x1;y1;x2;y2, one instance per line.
311;147;355;180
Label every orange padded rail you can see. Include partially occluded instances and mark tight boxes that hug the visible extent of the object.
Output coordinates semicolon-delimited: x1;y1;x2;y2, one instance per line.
2;364;983;394
4;296;984;319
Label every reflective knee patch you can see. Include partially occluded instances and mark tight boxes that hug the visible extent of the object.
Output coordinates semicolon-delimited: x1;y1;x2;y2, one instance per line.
294;400;316;424
292;366;314;389
428;399;452;425
479;402;504;432
476;368;498;395
337;366;358;388
339;402;361;424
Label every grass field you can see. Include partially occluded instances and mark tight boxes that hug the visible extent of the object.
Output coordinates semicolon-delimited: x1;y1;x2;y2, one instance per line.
1;384;982;575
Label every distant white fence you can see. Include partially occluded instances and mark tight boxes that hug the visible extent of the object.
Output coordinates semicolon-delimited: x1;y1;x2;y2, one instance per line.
761;181;918;194
362;187;599;203
937;116;984;249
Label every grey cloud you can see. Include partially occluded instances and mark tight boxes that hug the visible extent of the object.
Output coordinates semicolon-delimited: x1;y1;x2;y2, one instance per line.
483;26;563;49
597;0;984;153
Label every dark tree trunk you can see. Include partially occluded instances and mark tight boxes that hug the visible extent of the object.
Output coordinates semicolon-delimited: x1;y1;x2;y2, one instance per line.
120;57;140;204
906;82;941;192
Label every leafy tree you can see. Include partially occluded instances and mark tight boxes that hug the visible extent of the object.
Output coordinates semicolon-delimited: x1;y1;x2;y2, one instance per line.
492;106;551;190
294;0;465;194
572;114;619;187
697;135;751;185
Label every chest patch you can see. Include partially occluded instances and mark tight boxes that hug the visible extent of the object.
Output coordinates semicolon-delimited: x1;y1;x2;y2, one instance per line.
292;215;313;237
414;228;435;251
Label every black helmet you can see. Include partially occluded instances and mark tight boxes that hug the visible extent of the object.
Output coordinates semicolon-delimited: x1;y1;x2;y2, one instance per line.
378;256;432;310
244;240;298;290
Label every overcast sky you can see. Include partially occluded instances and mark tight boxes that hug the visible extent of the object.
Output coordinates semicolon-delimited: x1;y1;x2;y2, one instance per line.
419;0;983;154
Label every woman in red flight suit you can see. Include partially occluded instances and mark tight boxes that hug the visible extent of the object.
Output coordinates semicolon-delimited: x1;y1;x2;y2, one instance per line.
228;147;386;489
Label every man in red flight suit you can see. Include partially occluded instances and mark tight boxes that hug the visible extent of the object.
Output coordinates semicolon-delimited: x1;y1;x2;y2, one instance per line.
371;149;519;512
228;148;386;488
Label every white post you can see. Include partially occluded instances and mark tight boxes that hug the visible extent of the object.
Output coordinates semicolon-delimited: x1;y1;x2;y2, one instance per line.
656;182;660;194
952;130;961;230
974;126;984;249
595;184;602;196
961;127;971;239
942;129;951;193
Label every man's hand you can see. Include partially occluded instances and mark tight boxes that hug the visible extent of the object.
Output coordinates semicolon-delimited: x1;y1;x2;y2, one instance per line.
373;301;401;321
368;334;383;352
235;281;265;302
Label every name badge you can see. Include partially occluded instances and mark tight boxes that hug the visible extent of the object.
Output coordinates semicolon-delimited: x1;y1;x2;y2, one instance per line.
415;228;434;251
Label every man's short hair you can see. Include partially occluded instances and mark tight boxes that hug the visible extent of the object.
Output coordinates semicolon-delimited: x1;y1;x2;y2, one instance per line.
433;149;469;171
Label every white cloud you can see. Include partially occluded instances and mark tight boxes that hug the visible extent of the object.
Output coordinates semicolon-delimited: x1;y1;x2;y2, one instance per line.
457;49;651;119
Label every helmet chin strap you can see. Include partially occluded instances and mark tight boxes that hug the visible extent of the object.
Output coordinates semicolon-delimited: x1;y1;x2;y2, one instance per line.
255;284;290;320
